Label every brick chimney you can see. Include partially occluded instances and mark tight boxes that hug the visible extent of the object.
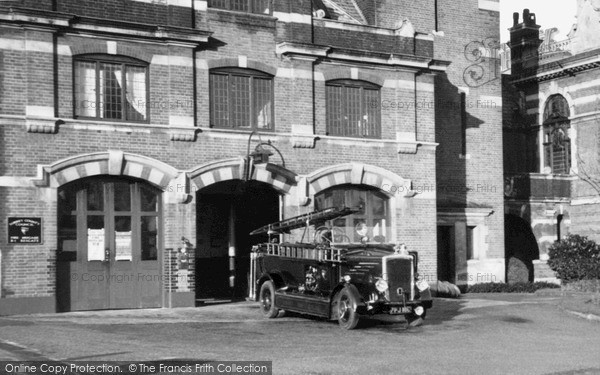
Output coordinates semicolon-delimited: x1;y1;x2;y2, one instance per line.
509;9;542;76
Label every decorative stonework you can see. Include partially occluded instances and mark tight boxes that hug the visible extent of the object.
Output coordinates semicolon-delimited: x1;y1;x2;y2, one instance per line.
25;119;58;134
397;142;418;154
291;135;318;149
169;128;197;142
307;162;413;197
188;158;297;194
33;151;179;190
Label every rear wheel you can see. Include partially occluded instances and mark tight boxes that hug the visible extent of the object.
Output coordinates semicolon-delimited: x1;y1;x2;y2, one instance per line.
334;287;360;330
259;281;278;318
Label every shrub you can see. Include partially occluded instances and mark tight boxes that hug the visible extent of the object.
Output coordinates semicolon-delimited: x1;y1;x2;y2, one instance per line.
466;282;560;293
547;234;600;282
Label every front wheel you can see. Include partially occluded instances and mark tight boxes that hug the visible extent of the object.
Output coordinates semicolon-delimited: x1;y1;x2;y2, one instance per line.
259;281;278;318
334;287;360;330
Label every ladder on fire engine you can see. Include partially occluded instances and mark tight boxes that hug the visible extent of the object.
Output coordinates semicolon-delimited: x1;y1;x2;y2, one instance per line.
249;206;359;237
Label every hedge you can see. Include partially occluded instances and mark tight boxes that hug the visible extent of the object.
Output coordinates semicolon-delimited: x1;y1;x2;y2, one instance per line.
547;234;600;282
466;282;559;293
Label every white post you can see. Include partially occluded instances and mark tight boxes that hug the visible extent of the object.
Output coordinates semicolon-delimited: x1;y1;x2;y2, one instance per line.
249;252;257;299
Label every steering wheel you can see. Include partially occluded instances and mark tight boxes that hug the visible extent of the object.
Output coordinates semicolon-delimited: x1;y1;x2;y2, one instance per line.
333;227;351;243
314;226;333;245
314;226;352;244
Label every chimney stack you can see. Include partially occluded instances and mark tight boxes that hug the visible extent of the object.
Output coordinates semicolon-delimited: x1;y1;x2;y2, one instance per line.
508;8;542;75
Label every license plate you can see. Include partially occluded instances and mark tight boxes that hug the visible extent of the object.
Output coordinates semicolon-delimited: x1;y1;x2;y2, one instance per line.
389;306;412;315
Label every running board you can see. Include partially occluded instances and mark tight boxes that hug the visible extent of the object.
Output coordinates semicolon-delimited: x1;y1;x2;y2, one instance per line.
274;292;330;318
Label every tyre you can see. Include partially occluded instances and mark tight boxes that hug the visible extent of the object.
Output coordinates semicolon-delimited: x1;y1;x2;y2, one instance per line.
334;287;360;330
259;280;279;318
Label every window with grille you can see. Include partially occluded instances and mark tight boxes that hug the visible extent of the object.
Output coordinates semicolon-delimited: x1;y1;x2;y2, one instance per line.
542;95;571;175
208;0;272;14
74;55;148;122
326;80;381;138
209;68;273;130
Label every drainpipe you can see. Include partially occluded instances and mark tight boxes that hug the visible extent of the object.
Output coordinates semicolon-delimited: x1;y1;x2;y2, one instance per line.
168;248;172;308
0;249;2;298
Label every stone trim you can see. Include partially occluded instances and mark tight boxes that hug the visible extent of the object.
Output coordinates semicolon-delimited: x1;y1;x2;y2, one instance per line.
188;158;296;194
33;151;179;190
307;163;412;197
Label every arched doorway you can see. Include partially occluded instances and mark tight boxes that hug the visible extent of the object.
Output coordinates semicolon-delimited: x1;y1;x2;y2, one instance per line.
505;214;539;282
56;176;162;311
195;180;279;301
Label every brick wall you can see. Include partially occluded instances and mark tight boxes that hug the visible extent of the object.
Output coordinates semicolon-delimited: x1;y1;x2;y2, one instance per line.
58;0;193;28
374;0;435;32
433;0;505;263
0;187;56;298
0;0;504;308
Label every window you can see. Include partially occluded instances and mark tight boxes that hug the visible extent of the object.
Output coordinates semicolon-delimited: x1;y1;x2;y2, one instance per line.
466;225;476;260
210;68;273;129
208;0;272;14
315;185;390;243
542;95;571;174
58;178;160;262
74;55;148;122
326;79;381;138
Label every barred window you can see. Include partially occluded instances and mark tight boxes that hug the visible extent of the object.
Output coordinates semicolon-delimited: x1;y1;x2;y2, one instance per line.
208;0;272;14
542;95;571;175
326;80;381;138
74;55;148;122
210;68;273;130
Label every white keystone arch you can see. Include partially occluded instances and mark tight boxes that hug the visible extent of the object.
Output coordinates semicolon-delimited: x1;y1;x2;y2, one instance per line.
306;163;412;196
188;158;297;194
33;150;180;190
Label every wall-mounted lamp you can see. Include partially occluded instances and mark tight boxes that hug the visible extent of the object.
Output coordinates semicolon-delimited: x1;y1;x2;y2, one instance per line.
244;131;285;181
250;144;273;165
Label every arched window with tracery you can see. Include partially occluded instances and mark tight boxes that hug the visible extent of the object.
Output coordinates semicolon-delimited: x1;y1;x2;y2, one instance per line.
542;95;571;174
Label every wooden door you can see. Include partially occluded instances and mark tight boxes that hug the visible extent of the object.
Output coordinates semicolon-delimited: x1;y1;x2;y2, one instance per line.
58;178;161;311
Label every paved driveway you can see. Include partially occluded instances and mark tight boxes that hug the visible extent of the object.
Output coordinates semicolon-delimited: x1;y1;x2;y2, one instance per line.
1;294;599;374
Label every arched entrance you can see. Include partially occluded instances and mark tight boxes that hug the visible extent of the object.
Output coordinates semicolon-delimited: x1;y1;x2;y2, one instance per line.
195;180;279;301
57;176;162;311
505;214;539;282
41;151;178;312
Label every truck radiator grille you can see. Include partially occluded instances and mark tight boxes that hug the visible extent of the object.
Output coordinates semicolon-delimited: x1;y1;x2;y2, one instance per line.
383;256;414;302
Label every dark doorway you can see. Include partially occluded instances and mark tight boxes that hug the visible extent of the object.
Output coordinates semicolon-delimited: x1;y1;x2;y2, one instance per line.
196;180;279;302
437;226;455;283
505;214;539;283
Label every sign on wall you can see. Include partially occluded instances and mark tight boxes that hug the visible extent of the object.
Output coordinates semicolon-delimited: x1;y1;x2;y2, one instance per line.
8;217;42;244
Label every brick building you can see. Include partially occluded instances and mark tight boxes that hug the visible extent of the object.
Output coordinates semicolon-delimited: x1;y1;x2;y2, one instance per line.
0;0;503;315
503;1;600;282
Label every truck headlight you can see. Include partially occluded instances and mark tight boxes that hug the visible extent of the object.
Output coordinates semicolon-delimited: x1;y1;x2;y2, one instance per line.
375;279;388;293
414;305;425;316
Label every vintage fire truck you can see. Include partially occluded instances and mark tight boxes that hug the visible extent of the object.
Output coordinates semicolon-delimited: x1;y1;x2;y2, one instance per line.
249;207;432;330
